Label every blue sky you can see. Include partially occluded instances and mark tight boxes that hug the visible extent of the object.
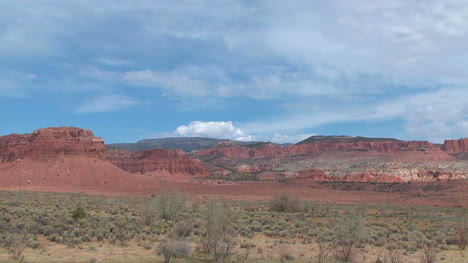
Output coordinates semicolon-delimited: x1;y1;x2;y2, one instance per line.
1;0;467;143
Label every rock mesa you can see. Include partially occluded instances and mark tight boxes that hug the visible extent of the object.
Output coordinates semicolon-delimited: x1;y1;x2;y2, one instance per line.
0;127;106;163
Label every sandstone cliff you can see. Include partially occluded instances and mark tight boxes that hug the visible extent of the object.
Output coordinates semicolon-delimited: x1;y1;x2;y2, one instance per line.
0;127;106;163
443;138;468;154
107;148;209;176
194;139;437;159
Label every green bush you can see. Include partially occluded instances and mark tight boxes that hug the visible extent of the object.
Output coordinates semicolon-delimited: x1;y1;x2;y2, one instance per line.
72;206;86;220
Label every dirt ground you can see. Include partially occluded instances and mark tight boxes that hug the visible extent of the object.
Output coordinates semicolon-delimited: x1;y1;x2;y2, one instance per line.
0;179;466;208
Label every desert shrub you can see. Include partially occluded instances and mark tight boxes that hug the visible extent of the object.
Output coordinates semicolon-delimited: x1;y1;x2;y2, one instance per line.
455;220;468;250
7;230;29;261
157;238;191;263
200;199;236;263
269;193;300;212
421;240;440;263
173;220;193;238
72;206;86;220
277;242;294;262
141;197;158;225
317;235;337;263
386;246;402;263
157;189;188;221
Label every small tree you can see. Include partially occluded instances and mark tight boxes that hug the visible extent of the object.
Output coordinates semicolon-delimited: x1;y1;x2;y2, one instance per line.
141;189;188;225
421;241;440;263
141;197;158;225
157;238;191;263
200;199;235;263
8;229;29;261
455;220;467;250
269;193;300;212
334;210;367;262
317;236;337;263
157;189;188;221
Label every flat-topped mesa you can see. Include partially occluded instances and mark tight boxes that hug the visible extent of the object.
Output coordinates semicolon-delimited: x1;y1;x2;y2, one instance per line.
288;140;436;155
194;136;437;159
0;127;106;163
107;148;209;176
194;142;284;159
442;138;468;154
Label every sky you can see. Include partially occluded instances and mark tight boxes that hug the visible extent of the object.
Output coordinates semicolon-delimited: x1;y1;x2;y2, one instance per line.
1;0;467;144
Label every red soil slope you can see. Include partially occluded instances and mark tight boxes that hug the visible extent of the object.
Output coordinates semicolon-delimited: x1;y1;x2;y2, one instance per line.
0;155;136;186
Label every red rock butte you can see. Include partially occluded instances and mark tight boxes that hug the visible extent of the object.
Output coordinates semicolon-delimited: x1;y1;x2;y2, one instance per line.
0;127;106;163
0;127;207;187
443;138;468;154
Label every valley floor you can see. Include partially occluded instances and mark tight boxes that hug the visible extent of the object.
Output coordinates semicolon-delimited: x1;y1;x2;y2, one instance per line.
0;185;467;263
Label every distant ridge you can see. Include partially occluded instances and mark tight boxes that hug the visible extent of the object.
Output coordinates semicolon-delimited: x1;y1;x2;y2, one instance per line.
107;137;273;152
295;135;401;145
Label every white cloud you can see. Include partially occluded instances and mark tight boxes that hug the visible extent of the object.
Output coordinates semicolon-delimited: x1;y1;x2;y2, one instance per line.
75;94;141;114
175;121;254;141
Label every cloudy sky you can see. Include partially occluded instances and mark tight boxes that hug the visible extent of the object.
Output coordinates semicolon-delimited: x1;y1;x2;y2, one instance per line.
1;0;467;143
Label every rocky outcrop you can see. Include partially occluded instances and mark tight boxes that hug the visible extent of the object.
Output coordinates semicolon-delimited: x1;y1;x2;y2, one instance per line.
0;127;106;163
194;139;437;159
107;148;209;176
195;143;284;159
342;173;406;183
296;169;334;181
443;138;468;154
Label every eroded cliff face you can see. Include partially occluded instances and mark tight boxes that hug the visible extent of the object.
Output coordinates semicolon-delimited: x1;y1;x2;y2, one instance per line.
194;140;437;159
194;138;468;182
443;138;468;154
0;127;106;163
107;148;209;176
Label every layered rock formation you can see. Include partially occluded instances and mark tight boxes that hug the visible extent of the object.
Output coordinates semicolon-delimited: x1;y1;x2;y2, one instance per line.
0;127;209;187
0;127;106;163
107;148;209;176
443;138;468;154
194;139;437;159
0;127;133;186
194;136;468;182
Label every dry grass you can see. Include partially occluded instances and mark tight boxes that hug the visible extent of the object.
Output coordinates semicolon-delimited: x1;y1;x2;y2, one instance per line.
0;190;467;263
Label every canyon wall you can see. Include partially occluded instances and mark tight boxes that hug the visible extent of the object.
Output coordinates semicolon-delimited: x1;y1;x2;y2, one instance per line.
107;148;209;176
194;140;437;159
443;138;468;154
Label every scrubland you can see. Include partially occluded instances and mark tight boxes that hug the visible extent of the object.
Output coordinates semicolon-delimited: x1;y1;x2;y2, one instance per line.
0;190;466;263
